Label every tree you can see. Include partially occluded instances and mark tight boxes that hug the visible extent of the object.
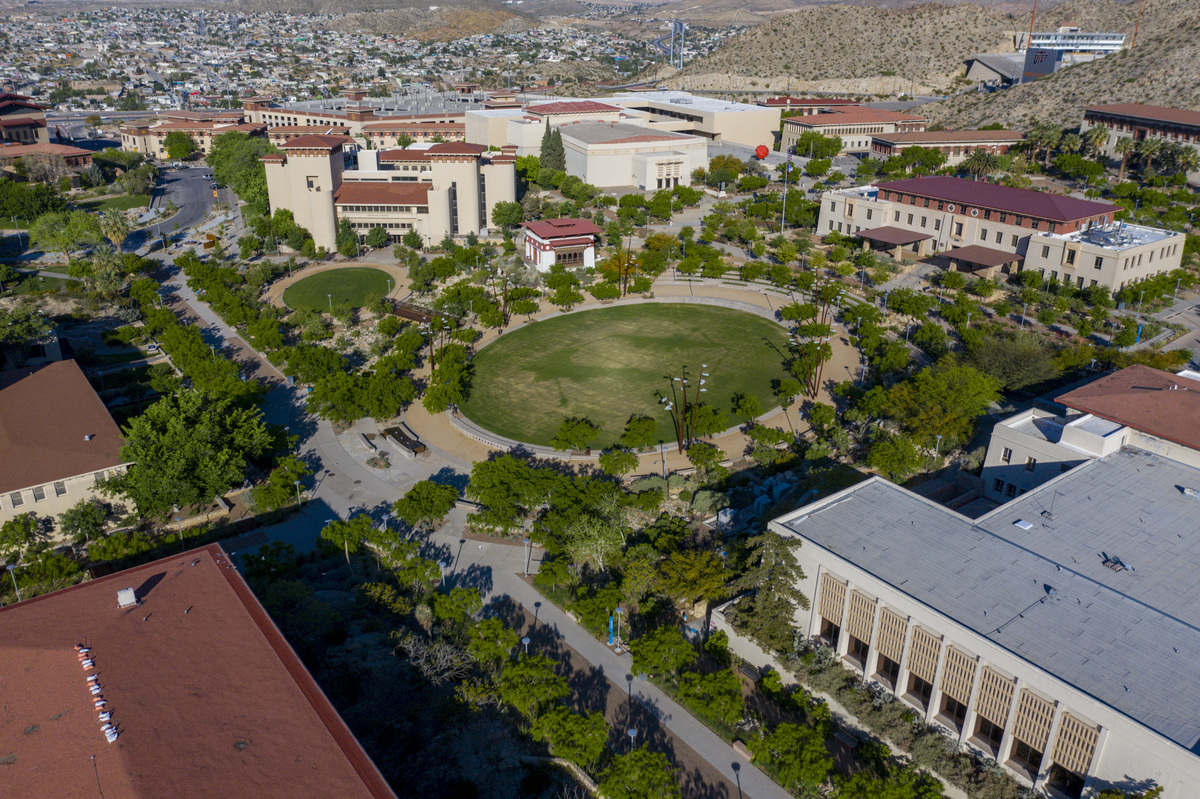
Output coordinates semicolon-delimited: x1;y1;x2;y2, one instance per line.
805;158;831;178
0;304;53;368
29;209;103;262
791;130;842;160
631;625;697;679
728;531;809;654
491;200;523;228
467;617;518;674
620;415;659;450
249;456;311;512
365;225;390;249
163;131;197;160
659;549;728;606
598;447;639;477
532;707;608;770
550;416;601;452
0;513;38;559
962;148;1000;181
565;513;625;574
98;210;130;251
392;480;459;530
206;132;280;216
685;442;724;481
98;391;272;519
967;332;1059;391
600;747;681;799
748;723;834;791
732;392;763;422
678;668;745;726
887;360;1001;447
496;653;569;719
540;123;566;172
1114;136;1136;182
867;433;924;481
320;514;375;565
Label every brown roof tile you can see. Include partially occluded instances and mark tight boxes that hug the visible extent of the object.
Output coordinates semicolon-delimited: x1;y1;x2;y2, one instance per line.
334;182;431;205
1086;103;1200;129
875;176;1118;223
1055;364;1200;451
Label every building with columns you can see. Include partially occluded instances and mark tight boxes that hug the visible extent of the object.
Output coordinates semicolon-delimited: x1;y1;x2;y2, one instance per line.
769;448;1200;797
262;137;516;250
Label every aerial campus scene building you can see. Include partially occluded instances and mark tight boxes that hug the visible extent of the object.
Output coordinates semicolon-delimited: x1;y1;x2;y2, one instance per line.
2;3;1200;799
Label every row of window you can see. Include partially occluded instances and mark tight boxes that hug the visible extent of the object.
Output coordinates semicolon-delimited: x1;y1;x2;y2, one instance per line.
346;220;413;231
879;192;1080;233
816;576;1099;796
338;204;424;213
1;469;120;511
998;447;1038;471
1087;118;1200;144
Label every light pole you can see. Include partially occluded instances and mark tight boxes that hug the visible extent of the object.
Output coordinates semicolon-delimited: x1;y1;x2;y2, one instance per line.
1137;290;1145;315
934;434;943;458
386;278;392;295
614;607;625;652
627;728;638;752
175;516;184;551
1021;302;1028;328
521;636;530;655
327;293;333;310
522;537;531;577
1173;277;1182;302
966;312;973;327
6;564;20;602
294;479;302;507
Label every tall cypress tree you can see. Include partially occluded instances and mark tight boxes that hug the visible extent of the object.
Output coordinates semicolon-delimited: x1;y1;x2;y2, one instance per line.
546;129;566;172
539;120;553;163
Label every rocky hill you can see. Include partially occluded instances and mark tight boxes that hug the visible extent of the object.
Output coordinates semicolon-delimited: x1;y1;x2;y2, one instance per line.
661;3;1021;96
924;0;1200;129
246;0;530;39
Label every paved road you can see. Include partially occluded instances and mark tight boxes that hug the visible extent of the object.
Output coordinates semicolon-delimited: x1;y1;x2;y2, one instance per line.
129;166;216;250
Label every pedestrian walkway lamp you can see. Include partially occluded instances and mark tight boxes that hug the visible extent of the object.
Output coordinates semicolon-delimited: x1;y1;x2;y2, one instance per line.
175;516;184;551
521;637;530;655
614;607;626;652
934;434;943;459
294;479;302;507
327;294;333;310
627;728;638;752
1137;290;1146;315
522;538;531;576
6;564;20;602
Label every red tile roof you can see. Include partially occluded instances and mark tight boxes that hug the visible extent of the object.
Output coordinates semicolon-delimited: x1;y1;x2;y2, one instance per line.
874;176;1119;223
872;130;1025;145
0;361;124;494
0;142;93;158
522;218;603;239
1055;364;1200;451
0;116;45;129
378;149;433;162
857;226;933;246
0;544;396;799
941;244;1024;268
279;134;350;150
334;182;431;205
525;100;623;116
760;97;857;107
428;142;486;156
1086;103;1200;129
795;107;927;126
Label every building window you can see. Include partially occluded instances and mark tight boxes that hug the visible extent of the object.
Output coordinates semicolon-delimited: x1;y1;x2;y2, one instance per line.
1006;483;1018;498
54;481;67;497
907;675;933;709
1047;766;1086;799
830;201;836;211
995;231;1003;244
866;209;873;220
1066;249;1076;265
907;213;914;225
941;696;968;731
847;635;869;667
980;228;988;240
32;486;46;502
9;492;22;507
920;216;927;227
1010;740;1044;776
1094;255;1104;269
1001;447;1012;463
993;478;1005;493
876;655;901;689
819;618;841;646
894;211;901;222
975;717;1005;753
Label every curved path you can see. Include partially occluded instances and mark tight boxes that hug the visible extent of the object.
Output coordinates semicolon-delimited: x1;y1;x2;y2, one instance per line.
176;268;830;799
265;260;410;308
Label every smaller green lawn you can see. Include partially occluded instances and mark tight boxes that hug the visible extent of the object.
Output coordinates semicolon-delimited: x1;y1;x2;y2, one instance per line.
282;267;393;311
77;195;152;213
5;274;73;296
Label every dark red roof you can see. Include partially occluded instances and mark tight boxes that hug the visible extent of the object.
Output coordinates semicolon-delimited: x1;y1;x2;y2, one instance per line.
1086;103;1200;129
760;97;857;107
333;182;430;205
521;218;603;239
378;149;432;162
875;176;1118;223
1055;364;1200;451
428;142;486;156
278;134;349;150
0;544;396;799
941;245;1024;268
0;361;124;494
857;226;932;246
525;100;622;116
0;116;45;128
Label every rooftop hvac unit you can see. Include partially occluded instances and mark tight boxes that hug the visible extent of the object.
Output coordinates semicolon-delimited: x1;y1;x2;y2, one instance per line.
116;587;138;608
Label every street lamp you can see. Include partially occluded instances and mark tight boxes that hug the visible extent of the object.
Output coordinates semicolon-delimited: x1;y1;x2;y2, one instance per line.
294;479;302;507
627;728;638;752
386;278;392;295
521;636;531;655
327;293;333;310
614;607;626;652
1173;277;1182;302
1021;303;1028;329
1137;290;1145;315
934;434;943;458
522;538;531;577
6;564;20;602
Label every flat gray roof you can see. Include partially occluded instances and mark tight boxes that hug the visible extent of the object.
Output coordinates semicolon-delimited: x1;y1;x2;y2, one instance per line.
776;448;1200;753
559;121;701;145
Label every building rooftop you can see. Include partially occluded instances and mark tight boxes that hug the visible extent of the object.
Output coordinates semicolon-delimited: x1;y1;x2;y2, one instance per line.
0;544;395;798
278;134;350;150
776;448;1200;753
1055;364;1200;451
790;107;928;127
1036;220;1179;251
0;141;92;159
872;129;1025;145
522;217;603;239
611;90;767;114
559;121;699;146
1086;103;1200;129
333;182;430;205
524;100;622;116
0;361;124;494
758;97;858;107
874;176;1118;223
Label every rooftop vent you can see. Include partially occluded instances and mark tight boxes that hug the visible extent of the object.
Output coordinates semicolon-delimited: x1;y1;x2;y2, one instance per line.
1013;519;1034;530
116;587;138;608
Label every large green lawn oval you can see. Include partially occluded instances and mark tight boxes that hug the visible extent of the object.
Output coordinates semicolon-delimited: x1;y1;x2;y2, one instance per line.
459;303;792;449
282;267;392;311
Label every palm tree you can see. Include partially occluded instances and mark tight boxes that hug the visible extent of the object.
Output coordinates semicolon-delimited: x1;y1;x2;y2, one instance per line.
99;210;130;252
962;148;1000;181
1028;122;1061;168
1083;125;1109;156
1113;137;1136;182
1136;138;1163;172
1173;146;1200;178
1059;133;1082;155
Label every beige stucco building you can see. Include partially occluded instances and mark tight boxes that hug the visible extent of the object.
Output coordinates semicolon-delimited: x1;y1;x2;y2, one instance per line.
783;108;927;155
0;361;128;532
818;177;1184;291
119;119;267;160
560;122;707;191
869;130;1024;166
262;137;517;250
769;445;1200;798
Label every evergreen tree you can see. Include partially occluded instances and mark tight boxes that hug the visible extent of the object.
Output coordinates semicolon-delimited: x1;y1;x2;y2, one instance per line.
540;122;566;172
727;531;809;654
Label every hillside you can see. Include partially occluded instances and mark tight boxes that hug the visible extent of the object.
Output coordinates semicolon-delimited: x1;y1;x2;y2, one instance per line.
661;4;1021;96
924;0;1200;129
246;0;530;39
